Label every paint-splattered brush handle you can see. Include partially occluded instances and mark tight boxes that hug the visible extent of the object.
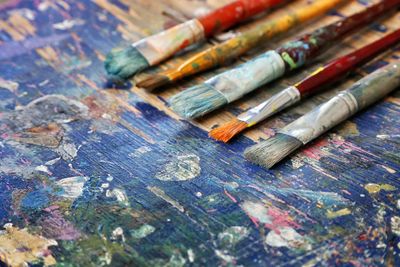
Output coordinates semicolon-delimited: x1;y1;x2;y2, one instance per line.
280;62;400;145
199;0;287;37
133;0;286;66
167;0;344;81
277;0;400;72
296;28;400;96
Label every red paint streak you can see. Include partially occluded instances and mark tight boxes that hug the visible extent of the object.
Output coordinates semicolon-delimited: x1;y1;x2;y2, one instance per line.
179;39;190;50
296;28;400;96
301;139;329;160
248;215;260;227
265;207;300;233
198;0;285;37
223;189;238;203
358;233;367;241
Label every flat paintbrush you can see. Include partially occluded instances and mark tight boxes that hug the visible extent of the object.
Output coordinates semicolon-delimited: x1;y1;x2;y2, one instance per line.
244;61;400;169
210;28;400;142
105;0;288;80
169;0;400;119
137;0;345;90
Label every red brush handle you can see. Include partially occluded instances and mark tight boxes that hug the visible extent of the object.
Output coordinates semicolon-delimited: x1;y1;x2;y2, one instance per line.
198;0;285;37
296;28;400;96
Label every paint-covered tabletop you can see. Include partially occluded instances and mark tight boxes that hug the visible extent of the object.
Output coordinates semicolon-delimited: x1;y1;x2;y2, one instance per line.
0;0;400;266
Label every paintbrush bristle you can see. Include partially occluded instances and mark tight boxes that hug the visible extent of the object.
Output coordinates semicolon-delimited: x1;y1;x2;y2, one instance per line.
136;73;170;91
105;46;149;80
244;133;302;169
168;84;227;119
209;118;248;143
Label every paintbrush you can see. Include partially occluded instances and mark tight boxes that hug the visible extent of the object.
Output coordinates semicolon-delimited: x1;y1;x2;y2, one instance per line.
105;0;288;81
244;61;400;169
210;28;400;142
168;0;400;119
137;0;345;90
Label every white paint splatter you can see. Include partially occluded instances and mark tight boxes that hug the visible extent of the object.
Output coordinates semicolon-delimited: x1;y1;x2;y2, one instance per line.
155;154;200;181
106;174;114;182
265;227;311;250
147;186;185;213
45;157;60;166
129;146;151;158
106;188;129;207
56;142;79;161
187;249;195;263
55;176;88;199
381;165;396;174
0;78;19;92
111;227;125;242
218;226;249;248
10;8;36;20
376;134;400;140
391;216;400;236
214;250;235;263
53;19;85;30
241;201;271;224
101;183;109;189
35;165;51;174
130;224;155;239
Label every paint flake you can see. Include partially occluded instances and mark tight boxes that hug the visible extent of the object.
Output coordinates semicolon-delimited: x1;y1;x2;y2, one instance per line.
55;176;88;199
0;224;57;266
155;154;201;181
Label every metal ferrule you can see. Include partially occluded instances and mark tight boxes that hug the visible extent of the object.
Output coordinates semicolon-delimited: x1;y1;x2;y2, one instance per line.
237;86;301;126
205;50;286;103
134;19;205;65
280;62;400;144
280;91;358;144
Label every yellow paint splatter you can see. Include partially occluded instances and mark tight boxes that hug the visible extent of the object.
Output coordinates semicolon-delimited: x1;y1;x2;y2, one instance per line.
0;224;57;266
337;121;359;137
326;208;351;219
364;183;396;194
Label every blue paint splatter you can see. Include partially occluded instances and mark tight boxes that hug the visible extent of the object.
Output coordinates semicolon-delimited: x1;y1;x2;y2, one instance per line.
21;190;50;210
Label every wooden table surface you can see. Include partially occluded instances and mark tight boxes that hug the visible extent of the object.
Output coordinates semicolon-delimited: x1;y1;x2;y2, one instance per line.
0;0;400;266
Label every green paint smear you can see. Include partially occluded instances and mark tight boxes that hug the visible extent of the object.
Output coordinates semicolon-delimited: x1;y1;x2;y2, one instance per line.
281;52;297;70
131;224;156;239
55;236;148;267
191;62;200;70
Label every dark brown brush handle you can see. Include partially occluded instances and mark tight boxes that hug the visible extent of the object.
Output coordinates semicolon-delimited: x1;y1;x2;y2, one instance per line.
296;28;400;96
276;0;400;74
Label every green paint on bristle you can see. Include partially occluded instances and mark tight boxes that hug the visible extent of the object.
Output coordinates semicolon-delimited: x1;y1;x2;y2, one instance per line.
169;84;227;119
104;46;149;80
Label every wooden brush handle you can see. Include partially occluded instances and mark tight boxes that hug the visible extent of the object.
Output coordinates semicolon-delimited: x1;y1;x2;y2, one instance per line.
276;0;400;72
198;0;286;37
296;28;400;96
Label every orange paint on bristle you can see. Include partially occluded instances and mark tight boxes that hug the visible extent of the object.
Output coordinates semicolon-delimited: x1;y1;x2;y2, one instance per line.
209;118;248;143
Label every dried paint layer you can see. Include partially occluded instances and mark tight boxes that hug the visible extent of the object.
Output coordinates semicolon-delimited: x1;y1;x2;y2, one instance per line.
155;154;201;181
0;224;57;266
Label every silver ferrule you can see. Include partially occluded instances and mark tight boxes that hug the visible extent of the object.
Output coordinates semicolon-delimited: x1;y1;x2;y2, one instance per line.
237;86;301;125
280;91;358;144
205;50;286;103
134;19;205;65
